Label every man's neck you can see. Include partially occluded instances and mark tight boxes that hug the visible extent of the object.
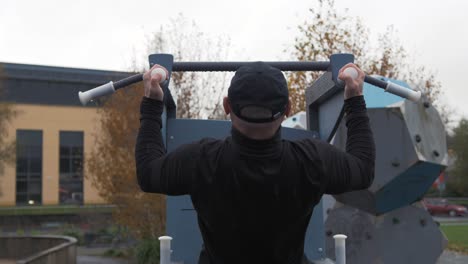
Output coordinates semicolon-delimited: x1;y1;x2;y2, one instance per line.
232;123;278;140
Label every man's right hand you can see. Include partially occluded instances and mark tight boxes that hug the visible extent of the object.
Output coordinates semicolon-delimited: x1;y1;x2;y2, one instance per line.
143;64;168;101
338;63;365;100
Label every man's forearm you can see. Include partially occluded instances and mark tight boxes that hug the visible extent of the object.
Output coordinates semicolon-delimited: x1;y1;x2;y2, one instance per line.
135;97;166;192
343;95;376;189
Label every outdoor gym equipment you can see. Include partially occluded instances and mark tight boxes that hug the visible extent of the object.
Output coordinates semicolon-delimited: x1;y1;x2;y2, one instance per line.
78;54;421;106
78;53;444;264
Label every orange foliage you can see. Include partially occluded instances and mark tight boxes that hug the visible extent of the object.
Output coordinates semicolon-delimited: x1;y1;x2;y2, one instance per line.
288;0;446;122
0;65;17;197
86;83;165;239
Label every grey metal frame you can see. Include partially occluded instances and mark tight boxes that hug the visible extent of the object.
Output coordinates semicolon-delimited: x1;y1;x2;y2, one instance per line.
148;53;356;263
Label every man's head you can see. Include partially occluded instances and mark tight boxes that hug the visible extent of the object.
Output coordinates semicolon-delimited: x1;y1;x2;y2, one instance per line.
223;62;290;139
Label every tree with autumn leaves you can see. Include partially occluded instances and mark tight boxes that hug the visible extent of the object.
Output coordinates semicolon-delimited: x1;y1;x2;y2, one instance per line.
87;3;451;239
445;119;468;196
87;16;230;239
86;83;165;238
288;0;448;122
0;67;17;198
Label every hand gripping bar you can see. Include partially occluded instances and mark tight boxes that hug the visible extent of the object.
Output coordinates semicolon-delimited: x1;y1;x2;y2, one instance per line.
78;59;421;105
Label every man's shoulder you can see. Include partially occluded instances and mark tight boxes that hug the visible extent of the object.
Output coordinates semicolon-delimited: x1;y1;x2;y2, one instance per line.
196;137;231;150
283;137;319;146
198;136;230;144
283;137;328;157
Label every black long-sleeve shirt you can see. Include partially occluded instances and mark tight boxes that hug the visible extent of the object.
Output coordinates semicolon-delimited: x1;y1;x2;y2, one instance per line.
135;95;375;264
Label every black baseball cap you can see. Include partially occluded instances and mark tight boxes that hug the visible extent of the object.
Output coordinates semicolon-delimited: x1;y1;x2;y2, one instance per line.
228;62;289;123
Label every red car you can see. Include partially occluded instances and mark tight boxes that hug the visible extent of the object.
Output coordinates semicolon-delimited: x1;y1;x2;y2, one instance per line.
423;199;467;217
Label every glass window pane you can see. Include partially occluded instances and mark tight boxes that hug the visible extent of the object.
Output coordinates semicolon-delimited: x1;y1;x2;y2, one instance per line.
16;158;28;173
28;146;42;158
60;132;83;147
28;194;41;205
60;158;70;174
60;146;70;156
59;131;83;205
30;158;42;173
16;181;27;193
59;185;70;200
16;146;27;157
61;173;73;181
16;130;42;205
72;146;83;155
17;130;42;146
60;181;83;204
16;194;27;204
28;181;41;194
29;173;42;179
71;158;83;173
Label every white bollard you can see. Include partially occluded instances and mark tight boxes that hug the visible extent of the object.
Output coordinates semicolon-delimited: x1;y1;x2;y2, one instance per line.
159;236;173;264
333;234;347;264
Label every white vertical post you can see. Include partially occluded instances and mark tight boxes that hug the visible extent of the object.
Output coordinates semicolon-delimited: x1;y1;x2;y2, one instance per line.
159;236;173;264
333;234;347;264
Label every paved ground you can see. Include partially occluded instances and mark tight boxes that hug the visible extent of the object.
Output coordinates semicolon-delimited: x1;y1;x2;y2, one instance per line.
437;250;468;264
435;216;468;224
435;216;468;263
77;256;129;264
77;247;130;264
76;250;468;264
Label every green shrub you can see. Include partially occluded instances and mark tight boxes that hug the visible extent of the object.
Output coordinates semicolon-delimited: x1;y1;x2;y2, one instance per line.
424;187;441;197
114;250;126;258
136;238;160;264
103;248;129;258
30;230;40;236
62;228;83;245
104;248;116;257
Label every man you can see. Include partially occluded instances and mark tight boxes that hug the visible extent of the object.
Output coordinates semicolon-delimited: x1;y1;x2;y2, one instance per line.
135;62;375;264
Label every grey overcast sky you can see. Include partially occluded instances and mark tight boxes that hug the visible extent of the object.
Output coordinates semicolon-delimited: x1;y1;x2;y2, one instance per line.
1;0;467;121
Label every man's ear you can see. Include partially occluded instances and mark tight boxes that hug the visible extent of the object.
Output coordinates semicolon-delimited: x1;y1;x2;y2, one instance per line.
223;97;231;115
284;99;292;117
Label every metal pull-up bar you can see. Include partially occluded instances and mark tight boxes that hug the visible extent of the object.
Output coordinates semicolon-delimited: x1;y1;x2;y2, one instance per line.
78;59;421;105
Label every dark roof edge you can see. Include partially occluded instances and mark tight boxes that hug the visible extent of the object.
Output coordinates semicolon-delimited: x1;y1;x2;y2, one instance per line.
0;62;137;84
0;61;136;76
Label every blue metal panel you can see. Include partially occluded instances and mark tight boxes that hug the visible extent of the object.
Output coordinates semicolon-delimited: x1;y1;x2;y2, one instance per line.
165;119;230;264
148;54;176;118
329;54;354;82
161;108;167;146
166;196;203;264
304;201;326;261
363;78;411;108
166;119;231;150
166;119;325;263
317;92;344;141
375;161;443;214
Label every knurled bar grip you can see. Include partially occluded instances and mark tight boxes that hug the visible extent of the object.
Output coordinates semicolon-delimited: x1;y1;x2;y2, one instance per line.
79;61;330;105
171;61;330;72
78;61;421;105
117;61;330;88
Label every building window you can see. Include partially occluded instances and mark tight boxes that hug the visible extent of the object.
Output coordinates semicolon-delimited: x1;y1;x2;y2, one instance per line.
59;131;84;204
16;130;43;205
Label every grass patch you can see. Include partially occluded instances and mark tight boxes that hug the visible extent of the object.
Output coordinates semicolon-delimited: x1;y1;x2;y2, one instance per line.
440;224;468;254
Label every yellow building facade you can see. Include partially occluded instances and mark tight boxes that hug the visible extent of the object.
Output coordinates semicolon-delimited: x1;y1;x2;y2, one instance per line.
0;62;133;207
